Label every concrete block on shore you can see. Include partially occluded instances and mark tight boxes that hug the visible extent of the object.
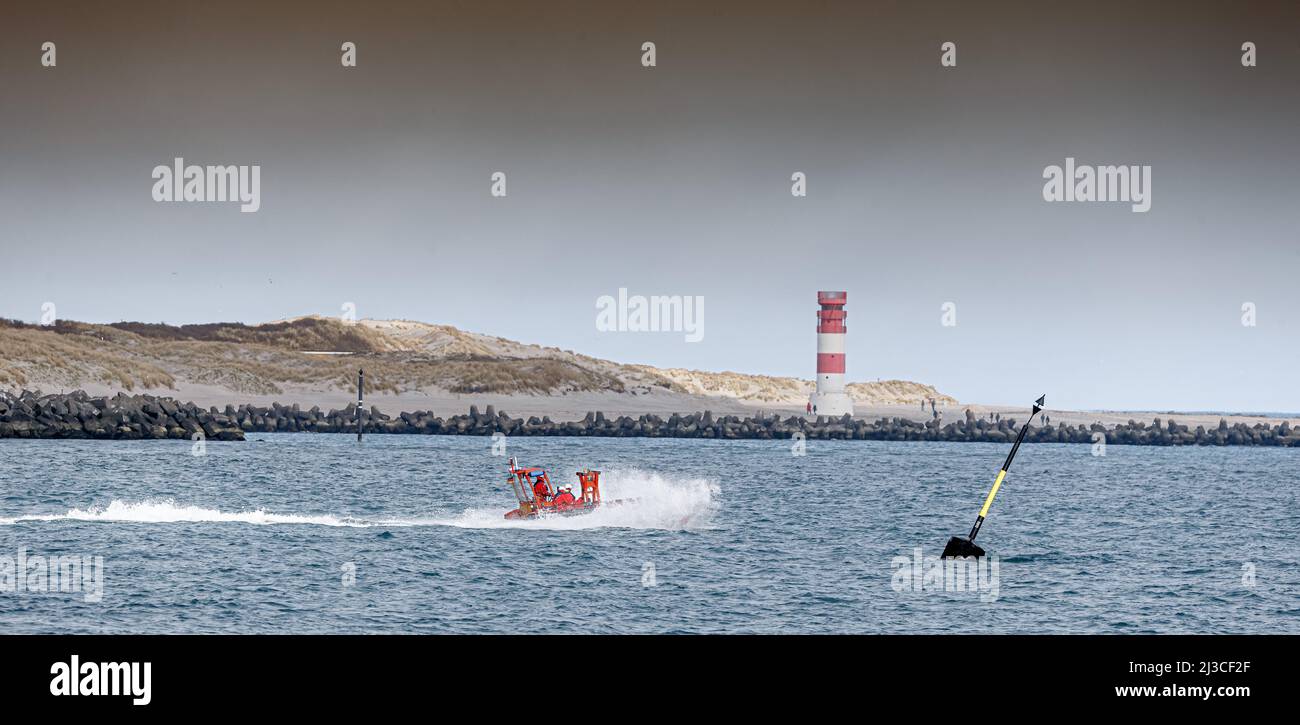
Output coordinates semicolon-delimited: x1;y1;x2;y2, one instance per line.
1;390;1297;448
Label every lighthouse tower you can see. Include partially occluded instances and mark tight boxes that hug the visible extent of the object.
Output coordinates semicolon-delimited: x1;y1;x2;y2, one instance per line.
810;291;853;418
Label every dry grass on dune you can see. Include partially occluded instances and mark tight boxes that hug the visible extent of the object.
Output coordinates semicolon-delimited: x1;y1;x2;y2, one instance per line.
846;381;958;406
1;316;955;405
634;366;810;402
0;319;644;397
434;356;628;395
0;323;175;391
106;317;395;352
632;366;957;406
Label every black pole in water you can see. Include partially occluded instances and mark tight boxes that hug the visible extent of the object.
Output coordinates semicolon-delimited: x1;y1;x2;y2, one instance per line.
941;394;1045;558
356;368;364;442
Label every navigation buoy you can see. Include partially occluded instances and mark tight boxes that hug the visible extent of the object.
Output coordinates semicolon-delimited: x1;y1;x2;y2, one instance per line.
941;395;1045;558
356;368;364;442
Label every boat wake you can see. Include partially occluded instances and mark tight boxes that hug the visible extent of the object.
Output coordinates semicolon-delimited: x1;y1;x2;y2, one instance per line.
0;500;381;528
433;469;720;531
0;470;720;532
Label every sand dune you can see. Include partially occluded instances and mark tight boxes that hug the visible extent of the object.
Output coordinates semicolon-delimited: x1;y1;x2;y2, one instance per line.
3;316;1293;430
0;316;953;415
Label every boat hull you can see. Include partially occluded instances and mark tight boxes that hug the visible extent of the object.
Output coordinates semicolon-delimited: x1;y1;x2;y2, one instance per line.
503;500;627;519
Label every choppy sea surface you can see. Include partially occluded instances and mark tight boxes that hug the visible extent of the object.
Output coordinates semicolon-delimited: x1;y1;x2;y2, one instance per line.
1;434;1296;633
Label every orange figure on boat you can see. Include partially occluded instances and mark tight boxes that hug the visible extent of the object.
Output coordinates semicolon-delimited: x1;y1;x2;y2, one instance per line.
503;457;612;518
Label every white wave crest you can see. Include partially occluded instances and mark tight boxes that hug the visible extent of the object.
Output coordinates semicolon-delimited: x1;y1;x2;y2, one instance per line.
0;500;376;527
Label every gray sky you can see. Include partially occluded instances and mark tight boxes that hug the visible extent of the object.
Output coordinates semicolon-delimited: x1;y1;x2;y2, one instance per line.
2;1;1297;411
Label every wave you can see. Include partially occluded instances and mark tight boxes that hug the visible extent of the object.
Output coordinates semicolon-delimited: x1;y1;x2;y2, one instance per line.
0;500;379;527
0;470;720;532
428;469;720;531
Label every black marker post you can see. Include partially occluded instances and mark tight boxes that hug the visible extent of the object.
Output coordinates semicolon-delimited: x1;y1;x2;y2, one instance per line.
356;368;364;442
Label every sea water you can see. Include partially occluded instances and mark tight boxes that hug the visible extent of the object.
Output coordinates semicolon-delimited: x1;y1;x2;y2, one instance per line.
0;434;1295;633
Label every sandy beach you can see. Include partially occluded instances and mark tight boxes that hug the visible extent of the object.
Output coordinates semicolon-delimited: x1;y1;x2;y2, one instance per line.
57;380;1300;432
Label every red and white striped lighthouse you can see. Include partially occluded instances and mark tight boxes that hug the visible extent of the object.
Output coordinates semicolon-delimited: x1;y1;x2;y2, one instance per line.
810;291;853;417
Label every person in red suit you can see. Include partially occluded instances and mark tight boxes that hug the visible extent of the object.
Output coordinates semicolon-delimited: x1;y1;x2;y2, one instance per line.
552;485;577;509
532;474;551;503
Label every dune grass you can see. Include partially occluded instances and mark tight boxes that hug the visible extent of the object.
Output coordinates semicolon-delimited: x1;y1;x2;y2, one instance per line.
0;316;953;405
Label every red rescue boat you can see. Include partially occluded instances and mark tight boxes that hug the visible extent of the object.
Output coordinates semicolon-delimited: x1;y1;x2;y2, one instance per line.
503;456;613;519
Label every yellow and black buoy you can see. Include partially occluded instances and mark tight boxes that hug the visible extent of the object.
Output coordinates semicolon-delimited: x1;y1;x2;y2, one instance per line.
942;395;1045;559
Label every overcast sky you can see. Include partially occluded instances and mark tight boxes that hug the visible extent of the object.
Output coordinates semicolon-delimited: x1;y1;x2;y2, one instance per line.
1;1;1297;412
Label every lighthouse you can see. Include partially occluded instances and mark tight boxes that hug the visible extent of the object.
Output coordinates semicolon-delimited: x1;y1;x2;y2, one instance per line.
810;291;853;418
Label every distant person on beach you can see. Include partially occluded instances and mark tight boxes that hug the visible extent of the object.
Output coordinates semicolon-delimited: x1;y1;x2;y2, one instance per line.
807;401;812;415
